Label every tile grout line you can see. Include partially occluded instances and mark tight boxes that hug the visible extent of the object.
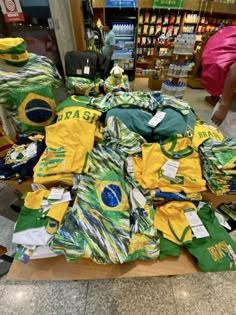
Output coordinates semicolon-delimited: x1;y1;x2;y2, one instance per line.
83;280;90;315
169;276;180;315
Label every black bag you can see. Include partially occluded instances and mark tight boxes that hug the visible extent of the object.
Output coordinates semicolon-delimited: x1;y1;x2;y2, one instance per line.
65;50;103;79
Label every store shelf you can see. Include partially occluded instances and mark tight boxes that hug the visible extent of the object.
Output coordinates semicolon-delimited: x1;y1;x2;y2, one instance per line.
135;73;151;78
115;35;135;38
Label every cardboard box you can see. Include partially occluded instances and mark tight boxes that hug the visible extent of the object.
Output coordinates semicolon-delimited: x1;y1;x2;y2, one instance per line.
148;77;163;90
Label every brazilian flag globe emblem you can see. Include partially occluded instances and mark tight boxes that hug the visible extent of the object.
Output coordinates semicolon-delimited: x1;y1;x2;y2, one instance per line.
95;180;129;211
18;92;56;127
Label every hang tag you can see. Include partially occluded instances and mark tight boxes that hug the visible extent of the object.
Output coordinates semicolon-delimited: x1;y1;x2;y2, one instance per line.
215;211;231;230
31;183;47;191
84;66;90;75
147;111;166;128
191;225;210;238
10;151;17;160
127;156;134;174
76;68;82;75
15;244;36;264
132;188;146;208
184;208;210;238
162;159;179;180
48;187;64;200
49;191;71;205
184;209;203;227
26;143;37;158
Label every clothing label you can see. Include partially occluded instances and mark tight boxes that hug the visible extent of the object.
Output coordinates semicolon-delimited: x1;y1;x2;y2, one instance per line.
132;188;146;208
192;225;210;238
26;143;37;158
184;209;203;227
76;68;82;75
14;244;36;264
184;208;210;238
215;211;231;230
147;111;166;128
84;66;90;75
31;183;47;191
49;191;71;205
10;151;17;160
127;156;134;174
162;159;179;180
48;188;64;200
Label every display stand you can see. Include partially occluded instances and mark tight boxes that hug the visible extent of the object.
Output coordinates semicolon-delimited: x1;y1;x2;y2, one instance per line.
2;179;236;280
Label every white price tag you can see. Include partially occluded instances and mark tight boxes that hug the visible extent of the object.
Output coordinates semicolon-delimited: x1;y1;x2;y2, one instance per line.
84;66;90;75
48;188;64;200
26;143;37;158
127;156;134;174
76;68;82;75
184;209;203;227
147;111;166;128
184;208;210;239
162;159;179;180
10;151;17;160
215;212;231;230
31;183;47;191
192;225;210;238
49;191;71;205
132;188;146;208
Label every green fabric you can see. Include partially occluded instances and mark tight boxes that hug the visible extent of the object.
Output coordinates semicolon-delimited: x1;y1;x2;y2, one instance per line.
158;231;181;259
184;203;236;272
0;38;26;54
56;95;90;112
125;233;160;262
0;53;61;107
7;83;56;134
14;206;49;233
152;107;196;142
49;208;87;262
106;107;153;138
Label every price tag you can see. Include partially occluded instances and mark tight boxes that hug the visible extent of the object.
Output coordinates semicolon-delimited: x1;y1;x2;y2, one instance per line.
48;188;64;200
26;143;37;158
191;225;210;238
84;66;90;75
184;208;210;239
10;151;17;160
147;111;166;128
132;188;146;208
76;68;82;75
127;156;134;174
184;209;203;227
215;212;231;230
162;159;179;180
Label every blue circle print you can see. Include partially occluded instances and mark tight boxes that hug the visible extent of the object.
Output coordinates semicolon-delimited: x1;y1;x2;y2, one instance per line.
25;99;53;123
101;184;122;207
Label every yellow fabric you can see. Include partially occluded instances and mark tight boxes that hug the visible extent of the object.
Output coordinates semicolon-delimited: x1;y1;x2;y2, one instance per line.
57;106;101;125
0;37;24;51
132;137;206;194
47;202;69;223
192;120;224;149
154;201;194;245
24;189;68;224
33;119;94;181
33;173;73;186
0;51;28;63
0;128;13;158
24;189;49;209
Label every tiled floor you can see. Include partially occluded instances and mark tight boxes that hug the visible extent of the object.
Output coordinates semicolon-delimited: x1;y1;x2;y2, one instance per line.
1;81;235;315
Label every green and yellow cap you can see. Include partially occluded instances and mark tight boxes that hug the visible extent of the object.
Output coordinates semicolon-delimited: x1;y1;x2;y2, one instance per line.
0;37;28;67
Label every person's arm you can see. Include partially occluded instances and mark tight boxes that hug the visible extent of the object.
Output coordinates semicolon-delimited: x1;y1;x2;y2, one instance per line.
211;61;236;125
109;34;115;58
